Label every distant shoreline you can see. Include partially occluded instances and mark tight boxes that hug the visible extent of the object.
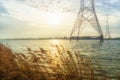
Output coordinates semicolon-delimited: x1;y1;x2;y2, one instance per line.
0;38;120;40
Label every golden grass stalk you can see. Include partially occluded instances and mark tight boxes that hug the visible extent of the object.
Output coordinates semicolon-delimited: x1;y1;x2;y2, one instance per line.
0;44;110;80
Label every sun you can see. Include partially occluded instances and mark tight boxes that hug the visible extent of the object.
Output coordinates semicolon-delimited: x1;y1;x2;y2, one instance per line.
47;13;61;25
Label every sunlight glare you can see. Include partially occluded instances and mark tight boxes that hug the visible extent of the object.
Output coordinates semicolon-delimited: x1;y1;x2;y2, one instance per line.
50;40;61;45
47;13;61;25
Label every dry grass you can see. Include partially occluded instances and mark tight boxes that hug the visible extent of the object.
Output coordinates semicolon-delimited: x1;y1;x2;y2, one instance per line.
0;44;109;80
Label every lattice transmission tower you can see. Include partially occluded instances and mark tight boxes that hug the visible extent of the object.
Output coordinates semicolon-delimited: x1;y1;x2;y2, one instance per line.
105;15;111;39
70;0;104;42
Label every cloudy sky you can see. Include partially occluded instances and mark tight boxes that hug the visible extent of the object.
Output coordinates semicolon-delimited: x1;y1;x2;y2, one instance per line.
0;0;120;39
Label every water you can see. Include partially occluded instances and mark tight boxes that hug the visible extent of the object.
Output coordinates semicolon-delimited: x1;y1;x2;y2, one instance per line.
0;39;120;78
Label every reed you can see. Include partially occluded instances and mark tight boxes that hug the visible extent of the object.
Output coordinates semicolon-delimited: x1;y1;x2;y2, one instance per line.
0;44;109;80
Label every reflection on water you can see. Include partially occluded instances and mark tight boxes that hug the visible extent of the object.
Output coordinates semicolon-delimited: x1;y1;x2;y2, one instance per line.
0;39;120;79
50;39;62;45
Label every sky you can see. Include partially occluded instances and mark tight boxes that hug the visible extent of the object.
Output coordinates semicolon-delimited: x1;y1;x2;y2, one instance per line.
0;0;120;39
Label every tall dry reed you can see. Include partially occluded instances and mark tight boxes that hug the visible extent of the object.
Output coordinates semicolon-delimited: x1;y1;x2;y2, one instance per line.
0;44;109;80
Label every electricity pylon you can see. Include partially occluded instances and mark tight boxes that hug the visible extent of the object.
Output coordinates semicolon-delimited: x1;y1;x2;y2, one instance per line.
70;0;104;42
105;15;111;39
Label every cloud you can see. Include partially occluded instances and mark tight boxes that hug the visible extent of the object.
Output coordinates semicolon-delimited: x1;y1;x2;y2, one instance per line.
0;0;120;38
25;0;79;12
0;0;79;25
108;0;120;4
0;4;8;16
1;0;47;25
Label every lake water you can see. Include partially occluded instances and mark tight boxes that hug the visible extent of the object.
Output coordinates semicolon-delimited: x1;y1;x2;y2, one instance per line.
0;39;120;78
